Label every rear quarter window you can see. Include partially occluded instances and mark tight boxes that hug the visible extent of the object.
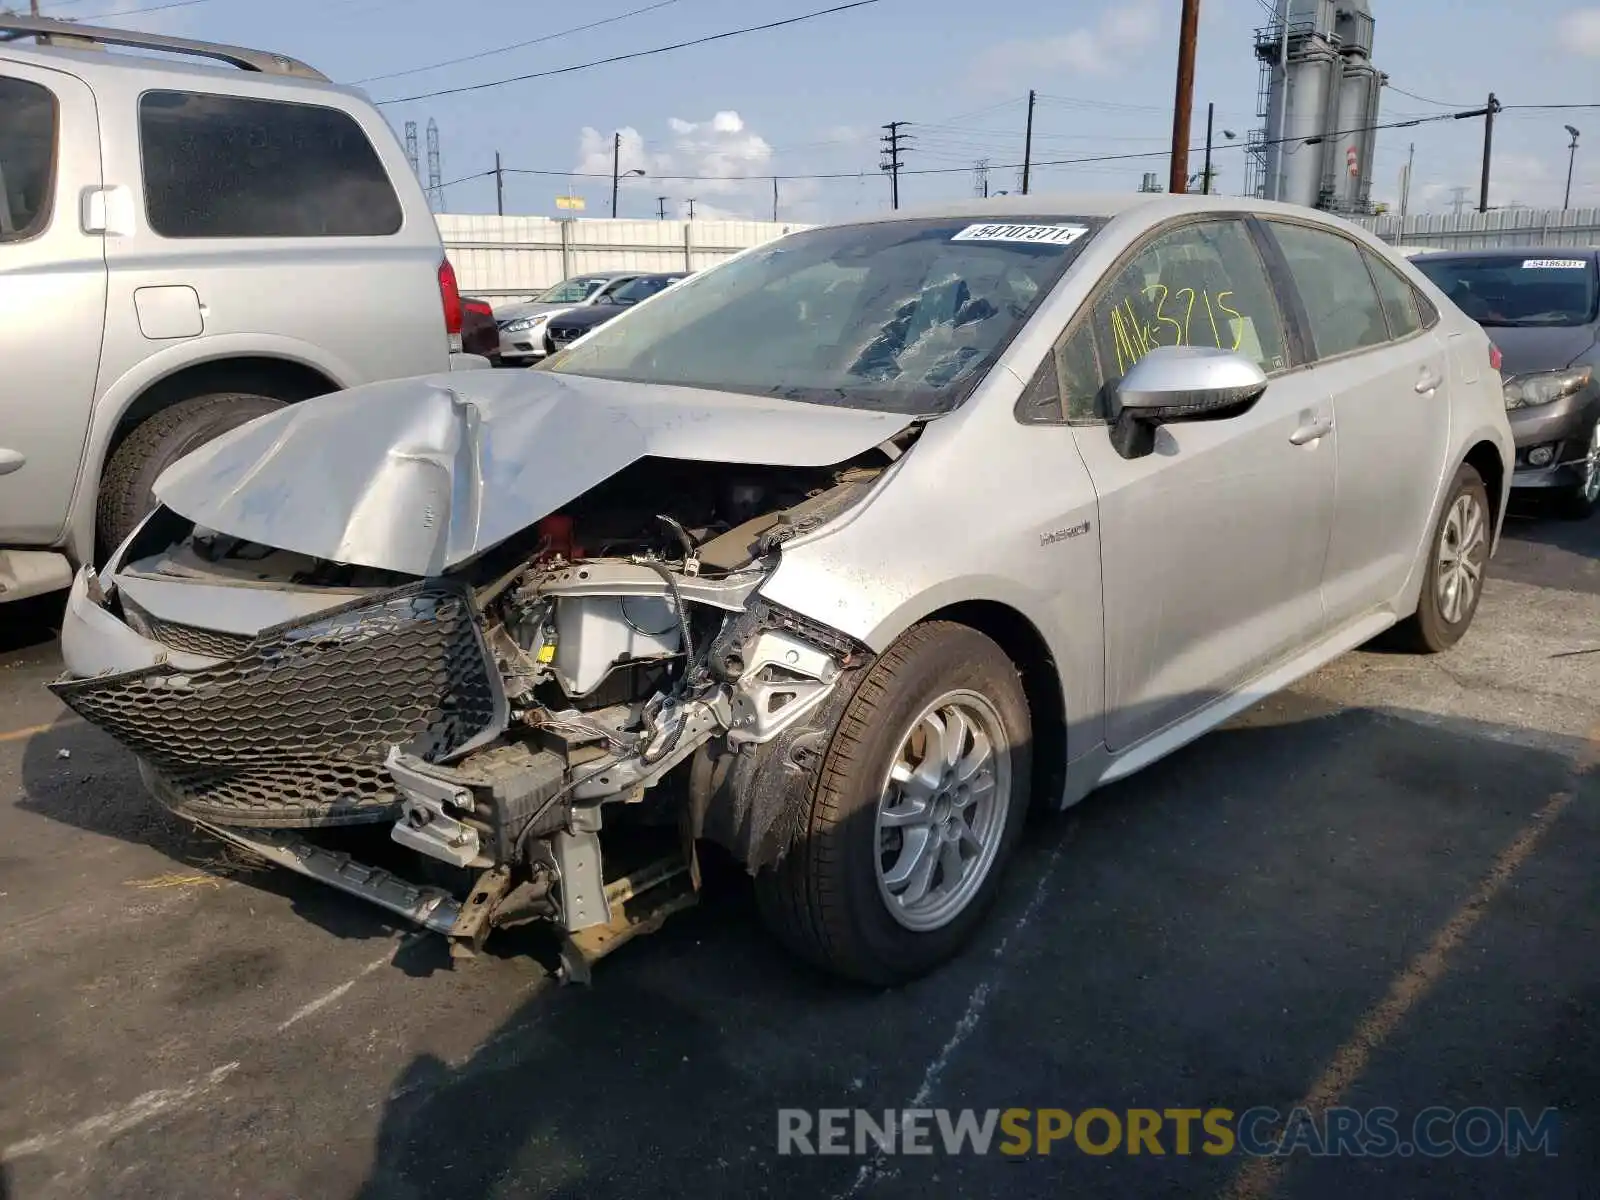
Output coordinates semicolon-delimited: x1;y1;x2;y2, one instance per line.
138;91;403;238
0;76;58;242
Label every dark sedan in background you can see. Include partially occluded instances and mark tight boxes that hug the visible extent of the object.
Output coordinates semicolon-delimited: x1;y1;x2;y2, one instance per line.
1414;248;1600;518
543;271;693;354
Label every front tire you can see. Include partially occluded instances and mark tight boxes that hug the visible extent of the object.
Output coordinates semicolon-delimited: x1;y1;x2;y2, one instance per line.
1555;416;1600;521
1392;462;1491;653
97;392;287;555
755;622;1033;985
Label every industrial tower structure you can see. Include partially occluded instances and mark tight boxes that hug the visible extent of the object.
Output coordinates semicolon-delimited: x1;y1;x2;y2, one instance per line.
425;118;444;212
403;120;419;181
1245;0;1386;213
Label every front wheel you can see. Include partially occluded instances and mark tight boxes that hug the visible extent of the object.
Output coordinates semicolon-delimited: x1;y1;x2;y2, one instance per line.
1555;416;1600;521
754;621;1033;985
1391;462;1491;653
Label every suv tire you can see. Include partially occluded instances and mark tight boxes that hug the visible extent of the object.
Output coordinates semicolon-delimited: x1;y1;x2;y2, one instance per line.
97;393;286;555
1392;462;1491;653
755;621;1033;985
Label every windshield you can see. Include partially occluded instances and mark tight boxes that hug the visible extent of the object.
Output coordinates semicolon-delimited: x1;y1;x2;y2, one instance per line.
1414;255;1599;327
536;276;614;304
544;217;1102;413
611;274;682;304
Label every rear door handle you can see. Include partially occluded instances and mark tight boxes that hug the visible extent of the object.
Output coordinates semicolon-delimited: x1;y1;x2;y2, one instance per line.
1416;367;1444;394
1289;415;1334;445
0;448;24;476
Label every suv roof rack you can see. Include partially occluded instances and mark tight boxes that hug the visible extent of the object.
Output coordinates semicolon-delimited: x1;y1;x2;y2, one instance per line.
0;15;329;81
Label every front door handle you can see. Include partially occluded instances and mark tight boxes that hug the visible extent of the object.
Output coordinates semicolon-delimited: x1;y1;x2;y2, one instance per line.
1289;415;1334;445
0;448;24;477
1416;367;1444;394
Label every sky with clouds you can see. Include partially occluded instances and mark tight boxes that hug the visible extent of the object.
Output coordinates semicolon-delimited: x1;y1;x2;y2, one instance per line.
36;0;1600;223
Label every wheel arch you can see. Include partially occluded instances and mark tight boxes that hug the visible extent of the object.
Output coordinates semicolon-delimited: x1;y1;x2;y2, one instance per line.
1462;437;1506;541
914;599;1070;810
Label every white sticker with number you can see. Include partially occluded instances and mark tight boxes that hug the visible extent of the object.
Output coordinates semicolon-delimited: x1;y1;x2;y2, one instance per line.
951;223;1090;246
1521;258;1587;269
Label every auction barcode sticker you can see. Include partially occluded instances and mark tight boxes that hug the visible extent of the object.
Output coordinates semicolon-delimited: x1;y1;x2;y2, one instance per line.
1521;258;1587;269
951;223;1089;246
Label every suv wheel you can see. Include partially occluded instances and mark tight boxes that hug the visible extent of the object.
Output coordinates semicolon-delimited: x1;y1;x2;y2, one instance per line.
1556;416;1600;521
1391;462;1491;653
97;393;286;555
755;622;1033;985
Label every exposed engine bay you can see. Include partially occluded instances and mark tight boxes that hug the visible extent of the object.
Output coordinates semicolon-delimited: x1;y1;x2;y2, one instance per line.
52;437;915;977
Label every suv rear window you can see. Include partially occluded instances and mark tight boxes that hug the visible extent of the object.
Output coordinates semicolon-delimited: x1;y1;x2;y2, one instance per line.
138;91;402;238
0;77;57;242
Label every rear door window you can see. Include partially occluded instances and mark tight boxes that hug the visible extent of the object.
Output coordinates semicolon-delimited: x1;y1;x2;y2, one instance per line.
138;91;402;238
1363;249;1424;339
1269;222;1391;359
0;76;58;242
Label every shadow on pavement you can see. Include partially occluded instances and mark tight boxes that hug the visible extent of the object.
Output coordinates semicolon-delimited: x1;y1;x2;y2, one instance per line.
343;700;1598;1200
0;590;65;655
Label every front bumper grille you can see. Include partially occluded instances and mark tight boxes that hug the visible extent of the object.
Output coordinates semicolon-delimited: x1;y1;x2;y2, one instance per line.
547;327;583;348
51;581;505;828
120;595;255;660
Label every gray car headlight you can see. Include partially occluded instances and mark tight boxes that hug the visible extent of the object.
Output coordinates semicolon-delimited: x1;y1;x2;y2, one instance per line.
502;314;550;335
1503;366;1592;410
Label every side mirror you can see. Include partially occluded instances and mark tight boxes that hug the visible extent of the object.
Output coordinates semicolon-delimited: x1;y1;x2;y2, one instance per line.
1109;345;1268;459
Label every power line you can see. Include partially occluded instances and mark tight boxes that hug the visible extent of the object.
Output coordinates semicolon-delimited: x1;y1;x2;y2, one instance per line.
1385;84;1468;108
374;0;885;105
354;0;681;84
78;0;212;18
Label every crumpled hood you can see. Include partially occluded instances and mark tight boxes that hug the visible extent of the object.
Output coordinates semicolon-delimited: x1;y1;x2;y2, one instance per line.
1486;322;1600;376
152;368;916;577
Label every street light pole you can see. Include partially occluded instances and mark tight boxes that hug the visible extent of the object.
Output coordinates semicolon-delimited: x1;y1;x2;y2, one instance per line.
1202;102;1215;195
1565;125;1581;210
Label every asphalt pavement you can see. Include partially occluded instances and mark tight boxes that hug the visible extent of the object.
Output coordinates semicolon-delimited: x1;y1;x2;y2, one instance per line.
0;510;1596;1200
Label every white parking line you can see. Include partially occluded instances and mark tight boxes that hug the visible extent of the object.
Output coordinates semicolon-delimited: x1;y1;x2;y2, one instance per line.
277;935;425;1033
4;1063;239;1160
836;828;1073;1200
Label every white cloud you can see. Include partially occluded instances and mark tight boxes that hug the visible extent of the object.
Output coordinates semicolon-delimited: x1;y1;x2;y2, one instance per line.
970;3;1161;89
573;110;784;219
1558;9;1600;55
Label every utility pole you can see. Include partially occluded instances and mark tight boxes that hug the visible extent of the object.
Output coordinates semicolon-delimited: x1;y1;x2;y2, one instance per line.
1021;90;1035;195
880;121;910;210
30;0;40;14
1169;0;1201;194
1565;125;1581;210
772;176;779;221
1202;102;1215;195
656;196;667;220
1478;91;1499;214
686;197;697;220
1448;185;1471;218
611;132;622;220
974;158;990;199
1399;142;1414;219
493;151;504;217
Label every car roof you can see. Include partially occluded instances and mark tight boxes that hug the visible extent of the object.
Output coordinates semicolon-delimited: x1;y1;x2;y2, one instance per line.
817;190;1389;233
573;270;641;280
1410;247;1598;264
0;37;364;99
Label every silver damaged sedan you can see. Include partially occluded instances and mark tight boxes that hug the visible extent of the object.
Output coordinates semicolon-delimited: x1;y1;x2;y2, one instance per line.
53;195;1514;984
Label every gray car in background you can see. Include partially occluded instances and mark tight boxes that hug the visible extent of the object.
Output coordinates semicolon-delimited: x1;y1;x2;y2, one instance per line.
494;271;643;363
0;17;477;604
1413;248;1600;518
53;195;1511;985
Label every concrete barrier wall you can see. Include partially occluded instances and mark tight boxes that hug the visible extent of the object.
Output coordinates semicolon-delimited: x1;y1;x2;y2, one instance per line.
1352;207;1600;250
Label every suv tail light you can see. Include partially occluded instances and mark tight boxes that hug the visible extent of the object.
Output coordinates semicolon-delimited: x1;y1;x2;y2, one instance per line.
1488;341;1503;373
438;258;463;352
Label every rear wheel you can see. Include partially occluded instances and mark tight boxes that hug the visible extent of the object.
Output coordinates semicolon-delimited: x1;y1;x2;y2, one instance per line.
97;392;286;555
755;622;1033;985
1555;416;1600;521
1391;462;1490;653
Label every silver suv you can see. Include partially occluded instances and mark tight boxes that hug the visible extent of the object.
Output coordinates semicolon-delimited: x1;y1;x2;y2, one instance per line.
0;17;479;603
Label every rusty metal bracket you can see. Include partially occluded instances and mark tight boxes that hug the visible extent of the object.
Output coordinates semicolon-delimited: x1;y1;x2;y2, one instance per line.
447;864;513;961
556;854;698;985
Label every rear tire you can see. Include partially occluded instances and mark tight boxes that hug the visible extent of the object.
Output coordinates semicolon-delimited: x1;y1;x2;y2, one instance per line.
1391;462;1491;654
97;392;286;555
755;622;1033;985
1554;416;1600;521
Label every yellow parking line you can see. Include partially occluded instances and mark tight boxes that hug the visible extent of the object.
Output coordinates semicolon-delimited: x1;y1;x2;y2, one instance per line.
1224;786;1577;1200
0;717;82;744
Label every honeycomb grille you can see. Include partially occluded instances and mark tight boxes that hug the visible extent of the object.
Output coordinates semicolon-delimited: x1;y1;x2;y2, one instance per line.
52;582;503;828
121;596;257;660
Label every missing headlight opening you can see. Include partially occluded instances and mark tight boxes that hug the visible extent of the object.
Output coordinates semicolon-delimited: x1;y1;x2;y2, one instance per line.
51;445;905;980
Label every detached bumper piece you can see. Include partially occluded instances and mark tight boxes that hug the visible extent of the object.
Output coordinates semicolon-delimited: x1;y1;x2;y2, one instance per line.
51;581;505;828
